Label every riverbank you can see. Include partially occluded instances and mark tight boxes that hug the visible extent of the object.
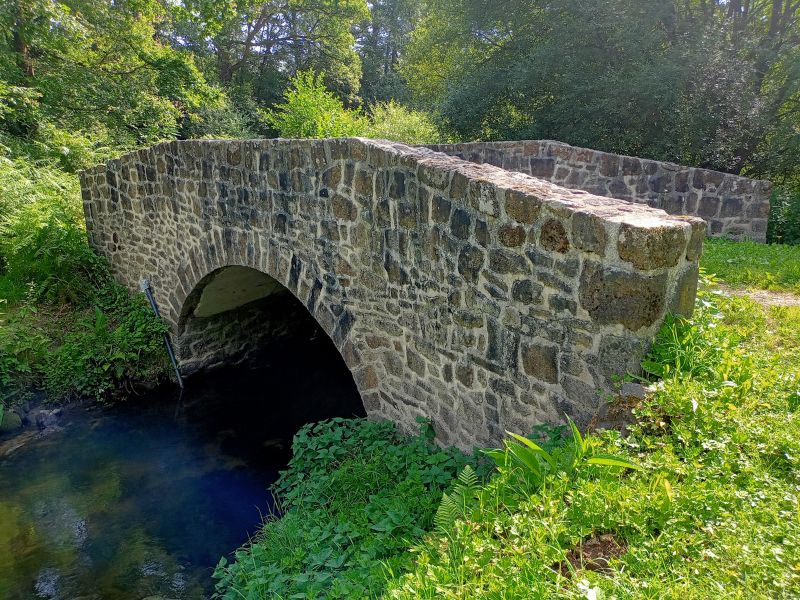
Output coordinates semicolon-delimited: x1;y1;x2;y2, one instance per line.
0;350;367;599
0;159;173;424
215;272;800;599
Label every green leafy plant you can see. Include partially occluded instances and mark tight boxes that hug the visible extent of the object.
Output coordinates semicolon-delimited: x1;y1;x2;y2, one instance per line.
364;100;442;144
264;70;367;139
42;284;170;402
768;186;800;246
484;418;641;491
213;418;484;599
433;464;480;532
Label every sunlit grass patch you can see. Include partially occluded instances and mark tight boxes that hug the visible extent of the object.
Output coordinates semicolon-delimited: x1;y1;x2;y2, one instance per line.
701;238;800;293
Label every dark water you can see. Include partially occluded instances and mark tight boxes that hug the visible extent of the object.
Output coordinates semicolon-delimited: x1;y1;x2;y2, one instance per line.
0;338;364;599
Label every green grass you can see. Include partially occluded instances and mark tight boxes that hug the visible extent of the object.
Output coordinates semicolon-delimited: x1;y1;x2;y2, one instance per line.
701;238;800;293
216;275;800;599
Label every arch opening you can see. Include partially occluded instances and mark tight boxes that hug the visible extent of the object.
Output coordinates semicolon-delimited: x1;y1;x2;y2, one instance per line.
176;265;366;441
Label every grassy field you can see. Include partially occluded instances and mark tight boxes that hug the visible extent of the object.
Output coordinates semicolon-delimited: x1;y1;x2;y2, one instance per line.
701;238;800;293
215;245;800;599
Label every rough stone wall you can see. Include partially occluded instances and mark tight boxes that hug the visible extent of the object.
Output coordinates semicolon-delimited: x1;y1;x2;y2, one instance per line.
427;140;771;242
80;138;704;449
178;289;315;375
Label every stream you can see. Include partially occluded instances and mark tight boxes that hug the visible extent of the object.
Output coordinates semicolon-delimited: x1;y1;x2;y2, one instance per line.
0;336;365;599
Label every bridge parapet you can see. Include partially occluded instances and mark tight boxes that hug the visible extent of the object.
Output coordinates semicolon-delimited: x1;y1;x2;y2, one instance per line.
428;140;771;242
80;137;704;448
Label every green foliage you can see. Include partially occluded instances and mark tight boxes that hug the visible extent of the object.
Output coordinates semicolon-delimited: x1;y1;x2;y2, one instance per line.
0;303;47;403
213;418;484;599
264;73;443;144
768;186;800;245
42;285;169;401
0;158;112;304
356;0;418;103
180;98;259;140
172;0;369;102
365;101;442;144
641;277;737;381
701;238;800;293
0;282;170;404
0;154;170;405
485;420;640;492
1;0;224;167
433;464;479;532
264;70;367;138
403;0;800;184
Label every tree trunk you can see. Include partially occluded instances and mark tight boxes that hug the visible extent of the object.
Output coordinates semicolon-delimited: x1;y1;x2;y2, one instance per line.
12;0;35;78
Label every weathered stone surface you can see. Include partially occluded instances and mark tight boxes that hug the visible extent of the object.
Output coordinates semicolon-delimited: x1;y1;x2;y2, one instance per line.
432;195;452;223
81;137;703;449
521;343;558;383
428;140;772;242
669;264;700;317
489;249;529;274
572;211;607;255
458;245;485;283
579;263;668;331
505;189;541;224
540;219;570;253
511;279;542;304
498;224;526;247
451;208;471;240
617;223;686;270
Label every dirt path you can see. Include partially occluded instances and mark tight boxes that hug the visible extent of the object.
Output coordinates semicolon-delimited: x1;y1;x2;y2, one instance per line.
717;283;800;307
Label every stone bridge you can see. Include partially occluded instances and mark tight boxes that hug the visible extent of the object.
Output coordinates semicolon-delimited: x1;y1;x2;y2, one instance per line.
80;138;705;448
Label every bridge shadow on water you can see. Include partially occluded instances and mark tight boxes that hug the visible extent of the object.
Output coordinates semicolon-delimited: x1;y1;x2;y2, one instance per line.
0;295;365;599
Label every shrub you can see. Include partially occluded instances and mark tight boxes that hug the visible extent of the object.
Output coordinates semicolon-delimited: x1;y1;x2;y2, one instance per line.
364;101;442;144
768;185;800;245
42;283;170;401
0;158;109;304
0;302;48;404
0;156;171;403
264;71;367;139
181;94;259;140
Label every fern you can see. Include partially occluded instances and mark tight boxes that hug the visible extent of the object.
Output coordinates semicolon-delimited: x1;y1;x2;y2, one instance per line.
434;492;458;532
456;464;478;489
434;465;480;532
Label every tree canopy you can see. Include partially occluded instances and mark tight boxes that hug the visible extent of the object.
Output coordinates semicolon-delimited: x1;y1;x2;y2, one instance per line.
403;0;800;183
0;0;798;191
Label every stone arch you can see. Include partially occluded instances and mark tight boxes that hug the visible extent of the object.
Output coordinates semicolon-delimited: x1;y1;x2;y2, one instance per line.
160;228;376;417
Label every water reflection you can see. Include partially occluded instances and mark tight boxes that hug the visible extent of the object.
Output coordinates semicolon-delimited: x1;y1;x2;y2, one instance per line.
0;334;364;599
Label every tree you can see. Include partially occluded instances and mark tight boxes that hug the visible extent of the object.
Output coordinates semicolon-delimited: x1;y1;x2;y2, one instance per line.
264;70;367;137
356;0;420;103
0;0;222;166
172;0;370;105
402;0;800;183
